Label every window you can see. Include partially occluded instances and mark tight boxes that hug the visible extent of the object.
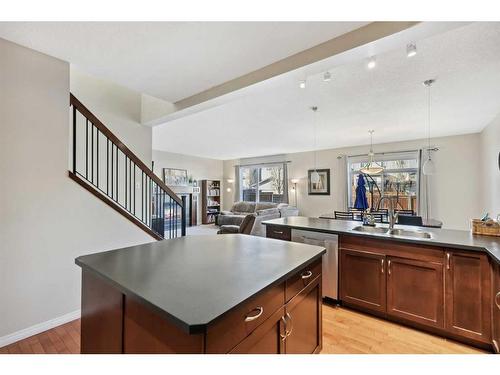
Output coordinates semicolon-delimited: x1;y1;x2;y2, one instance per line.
347;151;420;212
238;163;287;203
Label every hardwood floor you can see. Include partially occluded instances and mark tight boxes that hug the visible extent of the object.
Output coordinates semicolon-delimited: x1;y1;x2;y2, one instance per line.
0;319;80;354
0;305;486;354
321;305;486;354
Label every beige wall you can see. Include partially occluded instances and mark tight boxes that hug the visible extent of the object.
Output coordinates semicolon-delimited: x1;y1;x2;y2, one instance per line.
152;150;224;223
0;38;153;342
70;68;152;165
480;115;500;218
223;133;482;231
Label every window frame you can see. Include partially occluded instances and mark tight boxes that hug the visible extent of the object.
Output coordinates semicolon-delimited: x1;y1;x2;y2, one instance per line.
347;150;421;212
238;162;286;203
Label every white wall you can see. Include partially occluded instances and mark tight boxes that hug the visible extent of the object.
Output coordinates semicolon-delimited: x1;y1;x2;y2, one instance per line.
480;115;500;218
0;38;153;341
152;150;224;223
223;133;482;231
70;68;152;165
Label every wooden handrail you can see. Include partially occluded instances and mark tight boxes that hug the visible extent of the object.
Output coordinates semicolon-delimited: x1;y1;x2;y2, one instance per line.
70;93;182;206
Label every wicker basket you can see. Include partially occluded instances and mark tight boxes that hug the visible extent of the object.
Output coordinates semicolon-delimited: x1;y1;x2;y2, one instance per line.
471;219;500;237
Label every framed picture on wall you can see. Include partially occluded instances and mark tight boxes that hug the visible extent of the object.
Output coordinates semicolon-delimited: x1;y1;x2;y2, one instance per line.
308;169;330;195
163;168;188;186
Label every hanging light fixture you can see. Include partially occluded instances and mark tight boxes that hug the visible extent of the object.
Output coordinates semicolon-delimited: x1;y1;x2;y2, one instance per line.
360;130;384;175
422;79;437;175
406;43;417;57
311;106;320;183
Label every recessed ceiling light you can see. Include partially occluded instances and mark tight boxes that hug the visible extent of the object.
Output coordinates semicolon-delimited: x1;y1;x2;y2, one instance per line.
323;71;332;82
407;43;417;57
299;80;306;89
367;56;376;70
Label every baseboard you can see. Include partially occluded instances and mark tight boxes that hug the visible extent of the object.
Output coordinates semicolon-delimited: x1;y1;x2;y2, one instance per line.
0;309;81;348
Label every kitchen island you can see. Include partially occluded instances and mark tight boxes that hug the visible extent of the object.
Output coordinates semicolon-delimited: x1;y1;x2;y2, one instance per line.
263;216;500;352
75;234;325;354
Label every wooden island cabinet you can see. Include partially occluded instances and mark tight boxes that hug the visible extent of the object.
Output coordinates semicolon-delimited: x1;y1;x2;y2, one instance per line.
77;235;325;354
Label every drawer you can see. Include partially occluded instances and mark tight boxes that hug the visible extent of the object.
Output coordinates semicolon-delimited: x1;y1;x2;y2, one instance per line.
266;225;291;241
286;258;322;302
205;282;285;353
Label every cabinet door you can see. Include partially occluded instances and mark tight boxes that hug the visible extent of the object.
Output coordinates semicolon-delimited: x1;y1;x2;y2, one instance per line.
445;250;492;343
340;248;386;313
386;256;444;328
284;275;322;354
493;264;500;354
229;307;285;354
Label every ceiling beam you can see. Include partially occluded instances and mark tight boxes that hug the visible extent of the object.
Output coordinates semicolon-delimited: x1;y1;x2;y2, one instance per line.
174;21;420;111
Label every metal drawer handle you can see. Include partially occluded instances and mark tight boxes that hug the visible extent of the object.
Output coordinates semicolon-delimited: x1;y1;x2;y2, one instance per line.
280;315;288;341
388;260;391;275
286;312;293;337
446;253;451;270
280;312;294;341
381;259;384;274
301;270;313;279
274;230;284;234
245;306;264;322
495;291;500;310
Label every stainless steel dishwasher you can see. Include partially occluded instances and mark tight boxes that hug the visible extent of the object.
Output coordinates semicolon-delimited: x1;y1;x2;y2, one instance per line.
291;229;338;300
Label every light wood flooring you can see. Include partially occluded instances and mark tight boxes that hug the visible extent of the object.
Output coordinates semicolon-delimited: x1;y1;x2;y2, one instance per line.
0;305;486;354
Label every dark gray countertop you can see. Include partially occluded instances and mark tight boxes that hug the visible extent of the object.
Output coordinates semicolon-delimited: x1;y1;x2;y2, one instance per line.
75;234;325;334
263;216;500;264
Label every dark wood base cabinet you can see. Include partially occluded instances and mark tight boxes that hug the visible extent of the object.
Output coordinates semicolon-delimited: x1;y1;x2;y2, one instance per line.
339;235;496;351
493;263;500;354
80;259;322;354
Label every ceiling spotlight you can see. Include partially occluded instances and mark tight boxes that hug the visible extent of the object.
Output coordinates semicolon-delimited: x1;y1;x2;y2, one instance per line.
323;71;332;82
299;80;306;89
367;56;376;70
407;43;417;57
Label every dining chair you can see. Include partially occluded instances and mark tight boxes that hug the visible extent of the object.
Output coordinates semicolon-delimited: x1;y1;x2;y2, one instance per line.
397;215;423;226
396;209;415;216
334;211;355;221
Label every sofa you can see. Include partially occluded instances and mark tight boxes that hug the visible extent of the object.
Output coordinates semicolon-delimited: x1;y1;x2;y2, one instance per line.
217;201;299;237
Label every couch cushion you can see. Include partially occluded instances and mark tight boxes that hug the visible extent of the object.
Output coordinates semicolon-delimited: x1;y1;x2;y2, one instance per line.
255;202;278;211
255;207;280;216
217;214;246;226
232;201;256;214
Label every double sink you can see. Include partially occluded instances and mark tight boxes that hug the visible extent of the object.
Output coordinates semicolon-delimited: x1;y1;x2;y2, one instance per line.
352;225;432;239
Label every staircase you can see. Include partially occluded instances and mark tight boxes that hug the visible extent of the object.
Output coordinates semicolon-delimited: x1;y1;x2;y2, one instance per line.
68;94;186;240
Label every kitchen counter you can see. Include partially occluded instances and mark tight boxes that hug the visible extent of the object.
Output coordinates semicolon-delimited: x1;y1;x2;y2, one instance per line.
262;216;500;264
75;234;326;354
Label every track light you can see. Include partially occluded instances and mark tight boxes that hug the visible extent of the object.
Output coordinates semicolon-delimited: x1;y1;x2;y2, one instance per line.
299;80;306;89
367;56;376;70
407;43;417;57
323;71;332;82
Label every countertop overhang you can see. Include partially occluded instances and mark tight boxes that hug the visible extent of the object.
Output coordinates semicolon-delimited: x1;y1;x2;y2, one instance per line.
263;216;500;264
75;234;325;334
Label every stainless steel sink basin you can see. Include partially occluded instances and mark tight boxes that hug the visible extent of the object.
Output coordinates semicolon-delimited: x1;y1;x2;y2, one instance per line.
388;228;432;239
351;226;432;239
352;226;389;234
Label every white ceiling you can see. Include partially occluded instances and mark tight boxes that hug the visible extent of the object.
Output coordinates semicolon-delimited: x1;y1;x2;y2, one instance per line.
0;21;368;102
152;22;500;160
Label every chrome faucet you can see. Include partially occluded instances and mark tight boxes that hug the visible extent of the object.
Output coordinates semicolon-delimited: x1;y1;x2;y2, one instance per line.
377;196;399;229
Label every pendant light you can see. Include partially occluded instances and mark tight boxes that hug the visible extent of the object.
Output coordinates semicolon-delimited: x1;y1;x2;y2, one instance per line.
311;106;320;183
360;130;384;175
422;79;437;175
